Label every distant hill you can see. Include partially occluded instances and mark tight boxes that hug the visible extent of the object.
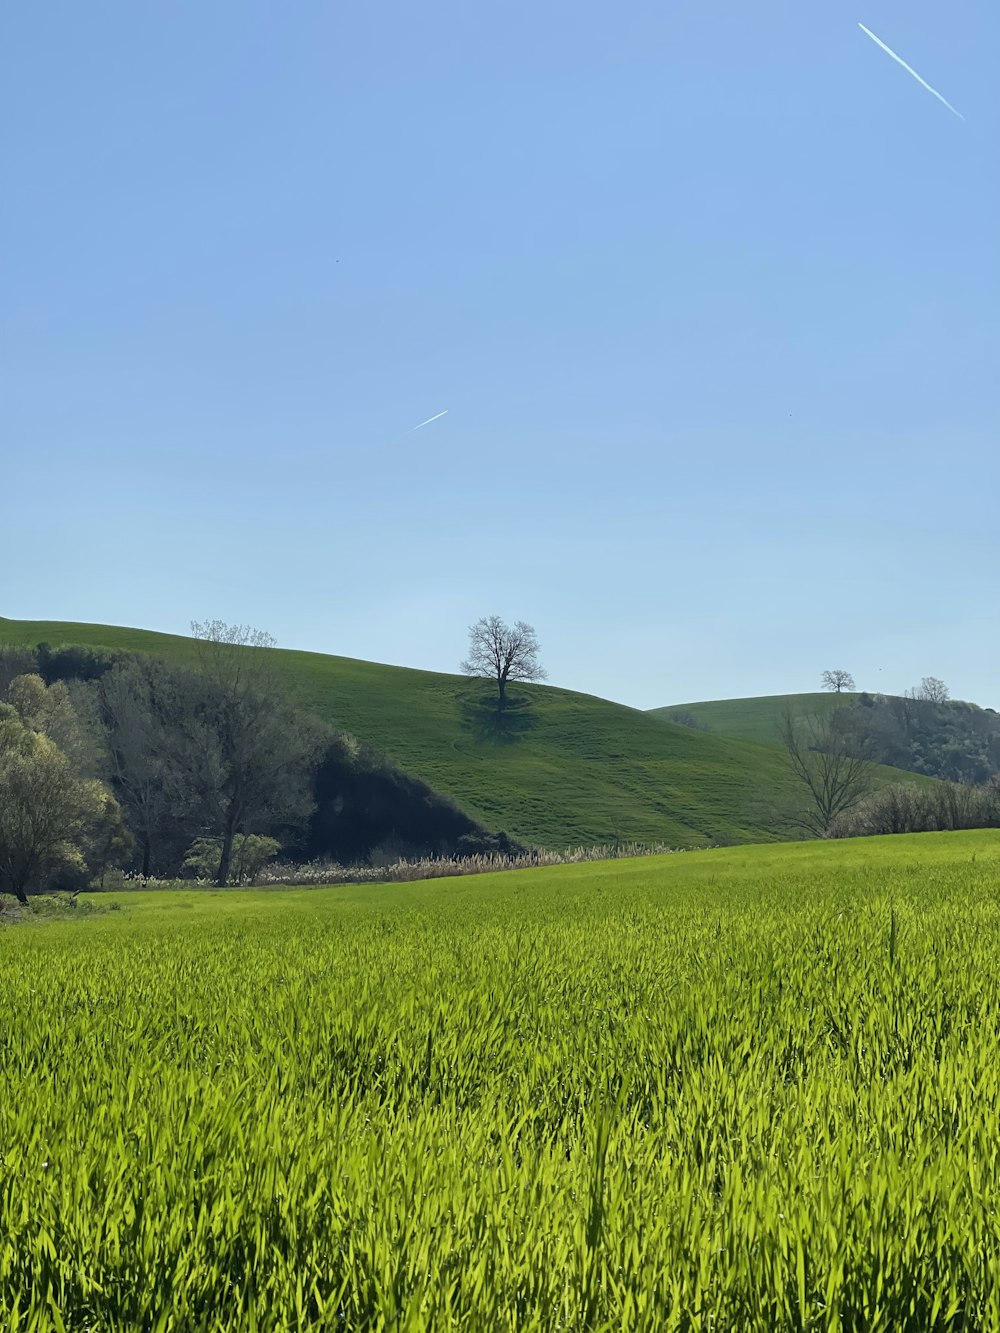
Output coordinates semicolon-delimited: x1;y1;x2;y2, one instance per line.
0;616;822;850
650;693;859;748
652;691;1000;787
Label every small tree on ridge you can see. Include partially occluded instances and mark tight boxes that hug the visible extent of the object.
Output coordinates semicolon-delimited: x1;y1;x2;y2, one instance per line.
917;676;950;704
821;669;856;694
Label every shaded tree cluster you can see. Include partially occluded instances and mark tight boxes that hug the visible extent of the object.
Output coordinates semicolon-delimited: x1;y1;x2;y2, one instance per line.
830;778;1000;839
0;682;130;903
1;628;498;897
306;733;489;865
832;689;1000;785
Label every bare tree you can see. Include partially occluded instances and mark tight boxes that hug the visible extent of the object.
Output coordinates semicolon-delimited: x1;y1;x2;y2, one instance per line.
821;669;856;693
779;707;874;837
917;676;950;705
462;616;546;709
187;621;320;886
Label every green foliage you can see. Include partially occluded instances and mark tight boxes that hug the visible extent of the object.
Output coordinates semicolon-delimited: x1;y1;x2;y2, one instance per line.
0;674;131;899
35;641;122;685
81;783;135;887
2;832;1000;1327
834;694;1000;784
6;672;91;767
182;834;280;883
0;617;838;848
0;645;37;697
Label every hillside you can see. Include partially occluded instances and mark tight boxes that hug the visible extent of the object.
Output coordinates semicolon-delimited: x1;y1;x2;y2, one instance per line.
0;616;822;849
653;691;1000;788
651;692;861;747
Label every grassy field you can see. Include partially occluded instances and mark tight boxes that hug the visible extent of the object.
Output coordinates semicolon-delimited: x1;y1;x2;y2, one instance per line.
0;616;815;849
650;691;862;748
4;830;1000;1329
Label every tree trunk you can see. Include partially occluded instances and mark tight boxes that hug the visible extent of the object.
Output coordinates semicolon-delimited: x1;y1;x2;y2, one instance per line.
11;881;28;906
141;835;152;879
497;675;507;711
216;816;237;887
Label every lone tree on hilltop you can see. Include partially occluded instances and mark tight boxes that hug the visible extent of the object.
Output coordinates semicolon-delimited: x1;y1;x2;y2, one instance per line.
462;616;546;710
917;676;950;704
821;669;856;693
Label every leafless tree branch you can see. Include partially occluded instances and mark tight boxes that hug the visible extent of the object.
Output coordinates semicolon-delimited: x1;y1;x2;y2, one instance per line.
779;706;874;837
462;616;546;709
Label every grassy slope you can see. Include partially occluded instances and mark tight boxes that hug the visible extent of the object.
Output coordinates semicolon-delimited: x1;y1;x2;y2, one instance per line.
650;691;862;747
0;616;816;849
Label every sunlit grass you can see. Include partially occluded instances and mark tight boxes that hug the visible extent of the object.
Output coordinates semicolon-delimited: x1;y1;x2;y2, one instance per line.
3;831;1000;1329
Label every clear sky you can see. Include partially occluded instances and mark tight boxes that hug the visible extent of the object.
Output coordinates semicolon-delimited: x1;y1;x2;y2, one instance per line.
4;1;997;709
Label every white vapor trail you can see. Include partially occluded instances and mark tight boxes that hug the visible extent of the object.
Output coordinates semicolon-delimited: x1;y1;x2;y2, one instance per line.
858;23;964;121
408;410;449;432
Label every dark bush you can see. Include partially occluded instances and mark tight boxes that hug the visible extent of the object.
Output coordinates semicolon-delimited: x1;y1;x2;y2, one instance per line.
36;643;123;685
0;647;38;699
305;734;490;864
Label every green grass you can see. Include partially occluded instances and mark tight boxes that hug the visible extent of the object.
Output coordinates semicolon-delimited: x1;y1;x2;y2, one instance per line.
0;615;822;849
3;830;1000;1329
651;691;863;747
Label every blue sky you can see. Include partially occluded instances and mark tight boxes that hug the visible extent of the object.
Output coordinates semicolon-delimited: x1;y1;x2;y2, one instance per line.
4;0;997;709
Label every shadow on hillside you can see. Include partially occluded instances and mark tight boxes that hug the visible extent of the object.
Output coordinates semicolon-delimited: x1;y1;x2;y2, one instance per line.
458;692;541;747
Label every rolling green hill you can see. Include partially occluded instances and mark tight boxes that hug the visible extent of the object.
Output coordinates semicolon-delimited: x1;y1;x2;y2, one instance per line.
651;692;861;748
0;616;824;849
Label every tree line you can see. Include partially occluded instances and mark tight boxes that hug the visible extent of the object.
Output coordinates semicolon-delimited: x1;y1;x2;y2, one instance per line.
819;669;1000;784
0;624;508;901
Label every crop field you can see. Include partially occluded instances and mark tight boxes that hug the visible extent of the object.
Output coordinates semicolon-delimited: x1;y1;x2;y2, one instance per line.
3;831;1000;1331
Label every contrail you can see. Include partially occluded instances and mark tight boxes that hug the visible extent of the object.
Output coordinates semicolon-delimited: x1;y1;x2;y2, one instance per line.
858;23;964;121
407;410;449;432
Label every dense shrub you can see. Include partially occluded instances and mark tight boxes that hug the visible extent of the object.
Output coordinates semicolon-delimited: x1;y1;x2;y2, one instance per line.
0;647;38;698
833;694;1000;784
830;779;1000;838
36;642;124;685
305;734;488;863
